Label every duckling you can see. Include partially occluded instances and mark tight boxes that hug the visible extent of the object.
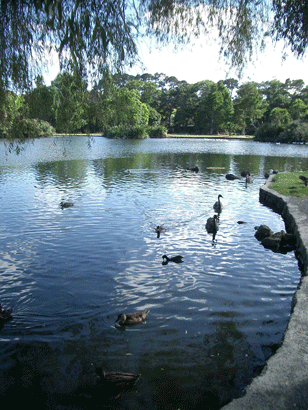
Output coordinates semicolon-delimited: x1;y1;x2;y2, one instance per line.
60;201;74;209
162;254;183;264
115;310;150;326
0;304;13;321
205;214;219;234
155;225;165;238
213;194;223;213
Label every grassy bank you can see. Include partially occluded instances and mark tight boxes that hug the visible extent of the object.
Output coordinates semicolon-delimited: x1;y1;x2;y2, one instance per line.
269;172;308;197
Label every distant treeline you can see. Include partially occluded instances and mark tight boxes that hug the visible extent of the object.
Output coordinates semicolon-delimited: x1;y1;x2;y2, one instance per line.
1;70;308;143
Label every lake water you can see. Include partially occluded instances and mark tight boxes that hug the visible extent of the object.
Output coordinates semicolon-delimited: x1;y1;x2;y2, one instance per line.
0;137;307;409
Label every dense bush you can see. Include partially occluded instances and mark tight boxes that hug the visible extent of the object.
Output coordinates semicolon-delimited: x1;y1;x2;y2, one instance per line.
254;123;284;142
1;118;55;140
147;125;167;138
105;125;149;139
278;121;308;143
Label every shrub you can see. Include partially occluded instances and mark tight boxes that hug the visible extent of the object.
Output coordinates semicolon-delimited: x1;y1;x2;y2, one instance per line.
254;123;284;142
147;125;167;138
278;121;308;143
105;125;149;139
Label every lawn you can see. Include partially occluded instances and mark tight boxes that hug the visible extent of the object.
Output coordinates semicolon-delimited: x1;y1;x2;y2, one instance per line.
269;172;308;197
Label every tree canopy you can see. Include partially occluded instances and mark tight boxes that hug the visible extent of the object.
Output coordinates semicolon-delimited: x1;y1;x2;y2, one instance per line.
1;0;308;91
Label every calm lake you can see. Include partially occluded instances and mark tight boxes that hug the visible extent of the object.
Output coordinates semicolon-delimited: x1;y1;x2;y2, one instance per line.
0;136;307;409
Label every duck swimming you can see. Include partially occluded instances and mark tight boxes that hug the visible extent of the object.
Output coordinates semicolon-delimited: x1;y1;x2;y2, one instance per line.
95;367;141;399
60;201;74;209
96;368;141;386
0;305;13;321
162;254;183;264
115;310;150;326
213;194;223;213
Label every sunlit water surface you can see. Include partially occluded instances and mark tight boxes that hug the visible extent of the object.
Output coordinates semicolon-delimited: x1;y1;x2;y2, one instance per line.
1;137;308;409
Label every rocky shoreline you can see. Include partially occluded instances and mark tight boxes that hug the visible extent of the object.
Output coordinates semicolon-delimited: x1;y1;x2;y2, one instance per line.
222;176;308;410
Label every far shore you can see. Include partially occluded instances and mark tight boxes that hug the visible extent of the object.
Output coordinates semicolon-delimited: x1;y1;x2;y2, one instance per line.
53;133;255;140
167;134;254;140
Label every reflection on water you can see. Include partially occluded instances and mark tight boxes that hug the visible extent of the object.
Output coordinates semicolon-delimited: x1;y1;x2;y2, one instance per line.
0;137;307;409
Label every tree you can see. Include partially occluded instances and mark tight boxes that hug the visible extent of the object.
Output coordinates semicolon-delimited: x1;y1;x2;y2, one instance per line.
195;81;233;135
26;76;55;125
51;71;89;133
111;88;149;128
269;107;291;127
233;82;267;134
289;98;308;120
2;0;308;94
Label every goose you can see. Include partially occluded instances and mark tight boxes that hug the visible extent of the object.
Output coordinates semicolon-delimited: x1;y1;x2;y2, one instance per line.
205;215;219;234
299;175;308;186
213;194;223;213
162;254;183;264
115;310;150;326
155;225;165;238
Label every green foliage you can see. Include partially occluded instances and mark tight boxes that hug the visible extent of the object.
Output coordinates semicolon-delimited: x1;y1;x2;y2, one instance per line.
289;98;308;120
254;123;284;142
147;125;167;138
269;107;291;127
51;71;89;133
1;0;308;94
278;121;308;143
106;125;148;139
233;82;267;134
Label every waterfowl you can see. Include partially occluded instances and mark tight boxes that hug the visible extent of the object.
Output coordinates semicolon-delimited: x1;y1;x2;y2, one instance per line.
162;254;183;263
245;174;253;184
60;201;74;209
213;194;223;213
115;310;150;326
155;225;165;238
187;166;199;172
225;174;240;180
205;215;219;234
96;368;141;387
299;175;308;186
0;305;13;321
95;368;140;399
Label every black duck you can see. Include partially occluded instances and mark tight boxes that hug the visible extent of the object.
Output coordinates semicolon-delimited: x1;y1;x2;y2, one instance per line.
162;254;183;263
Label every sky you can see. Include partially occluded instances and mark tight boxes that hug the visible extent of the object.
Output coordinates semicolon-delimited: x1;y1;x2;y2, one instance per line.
44;37;308;87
